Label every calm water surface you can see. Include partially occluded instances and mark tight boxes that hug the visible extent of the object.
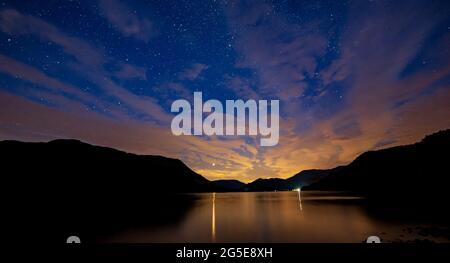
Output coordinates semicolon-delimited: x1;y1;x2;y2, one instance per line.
105;191;449;243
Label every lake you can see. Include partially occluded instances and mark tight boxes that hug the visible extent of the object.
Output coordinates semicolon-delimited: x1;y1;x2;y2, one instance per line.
103;191;450;243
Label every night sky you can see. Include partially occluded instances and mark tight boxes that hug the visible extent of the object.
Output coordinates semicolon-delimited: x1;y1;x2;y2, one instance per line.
1;0;450;182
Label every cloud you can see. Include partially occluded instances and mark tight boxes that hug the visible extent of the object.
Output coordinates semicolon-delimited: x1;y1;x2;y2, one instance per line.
179;63;209;81
225;75;260;100
114;64;147;80
0;54;88;100
225;1;327;101
0;54;139;122
98;0;156;42
288;0;450;171
0;8;169;124
152;82;192;105
152;63;210;103
0;9;103;67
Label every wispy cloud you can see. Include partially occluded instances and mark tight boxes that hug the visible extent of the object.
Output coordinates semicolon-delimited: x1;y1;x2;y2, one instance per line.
0;8;169;124
179;63;209;81
114;64;147;80
225;75;260;100
98;0;156;42
0;9;103;67
225;1;327;101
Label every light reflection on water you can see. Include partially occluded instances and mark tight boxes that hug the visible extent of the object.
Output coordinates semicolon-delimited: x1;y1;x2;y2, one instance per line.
105;191;449;243
211;192;216;242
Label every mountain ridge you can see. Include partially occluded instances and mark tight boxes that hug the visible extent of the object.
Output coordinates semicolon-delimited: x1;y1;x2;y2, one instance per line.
304;129;450;202
4;129;449;194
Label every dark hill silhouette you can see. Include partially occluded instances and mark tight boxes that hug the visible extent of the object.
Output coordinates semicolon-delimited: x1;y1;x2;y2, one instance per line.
0;139;213;193
304;129;450;217
213;168;339;192
247;178;290;191
286;167;343;189
213;179;246;191
0;139;214;242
